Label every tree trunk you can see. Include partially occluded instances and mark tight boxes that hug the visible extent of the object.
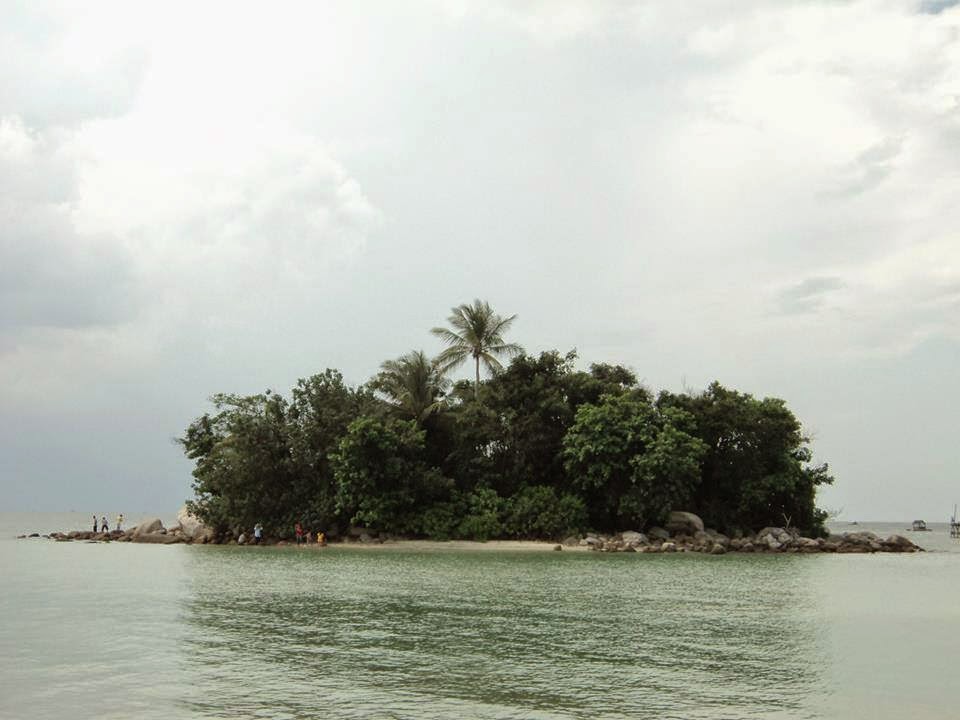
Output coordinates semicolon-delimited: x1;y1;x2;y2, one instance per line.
474;354;480;399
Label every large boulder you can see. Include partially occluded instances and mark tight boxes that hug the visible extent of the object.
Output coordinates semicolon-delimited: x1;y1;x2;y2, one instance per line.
132;532;179;544
648;526;670;541
757;527;785;541
621;531;647;545
666;511;705;535
176;505;207;539
883;534;919;552
132;518;165;537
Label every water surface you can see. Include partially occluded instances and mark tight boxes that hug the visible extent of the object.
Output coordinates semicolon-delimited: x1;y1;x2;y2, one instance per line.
3;514;958;719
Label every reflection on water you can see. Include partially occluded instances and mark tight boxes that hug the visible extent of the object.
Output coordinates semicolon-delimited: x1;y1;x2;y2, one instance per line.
179;548;827;719
8;515;957;720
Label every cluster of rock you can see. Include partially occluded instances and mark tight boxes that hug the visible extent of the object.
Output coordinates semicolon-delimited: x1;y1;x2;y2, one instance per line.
564;511;923;555
29;506;215;545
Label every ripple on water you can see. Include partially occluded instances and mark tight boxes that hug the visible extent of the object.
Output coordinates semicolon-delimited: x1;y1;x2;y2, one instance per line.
173;548;829;719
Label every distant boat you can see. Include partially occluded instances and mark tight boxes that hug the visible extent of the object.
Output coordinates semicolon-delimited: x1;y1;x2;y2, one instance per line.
909;520;930;532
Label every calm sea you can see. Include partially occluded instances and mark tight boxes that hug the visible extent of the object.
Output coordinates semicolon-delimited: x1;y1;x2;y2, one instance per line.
2;512;959;720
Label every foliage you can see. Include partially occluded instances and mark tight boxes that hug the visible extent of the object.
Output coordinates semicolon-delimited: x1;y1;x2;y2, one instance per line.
371;350;450;424
180;300;835;541
657;382;834;536
456;486;505;541
431;299;522;396
563;393;706;530
503;485;587;539
331;417;452;535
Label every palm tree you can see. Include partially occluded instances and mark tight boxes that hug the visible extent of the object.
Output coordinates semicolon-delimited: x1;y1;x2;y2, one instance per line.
372;350;450;424
431;299;522;398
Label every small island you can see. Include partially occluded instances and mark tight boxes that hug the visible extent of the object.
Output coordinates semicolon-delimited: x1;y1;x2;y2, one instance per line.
29;300;922;555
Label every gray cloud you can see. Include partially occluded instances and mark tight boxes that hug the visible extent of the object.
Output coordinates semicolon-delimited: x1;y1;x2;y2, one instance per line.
0;208;138;332
918;0;960;15
777;276;846;315
0;116;139;336
0;3;147;128
1;1;959;520
821;136;904;197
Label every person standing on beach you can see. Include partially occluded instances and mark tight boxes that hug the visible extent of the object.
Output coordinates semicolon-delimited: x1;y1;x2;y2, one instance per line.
116;513;124;532
93;515;98;533
295;522;304;546
253;523;262;544
101;516;109;533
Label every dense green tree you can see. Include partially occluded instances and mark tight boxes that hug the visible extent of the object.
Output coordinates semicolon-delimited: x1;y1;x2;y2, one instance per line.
563;393;705;530
181;391;297;535
331;417;452;535
287;370;379;531
503;485;587;539
657;382;833;536
431;299;522;397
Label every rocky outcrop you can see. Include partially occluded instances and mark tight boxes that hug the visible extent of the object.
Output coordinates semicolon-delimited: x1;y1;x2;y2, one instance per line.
666;511;705;535
132;518;165;537
573;525;924;555
175;505;209;540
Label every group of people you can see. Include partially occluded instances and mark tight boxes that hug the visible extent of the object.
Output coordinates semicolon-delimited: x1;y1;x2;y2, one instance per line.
294;522;326;546
246;522;326;546
92;514;123;533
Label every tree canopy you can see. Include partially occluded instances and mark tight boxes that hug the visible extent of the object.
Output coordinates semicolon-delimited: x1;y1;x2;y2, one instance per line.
181;302;833;540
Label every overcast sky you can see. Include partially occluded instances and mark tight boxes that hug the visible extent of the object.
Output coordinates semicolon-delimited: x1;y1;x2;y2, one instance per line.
2;0;958;519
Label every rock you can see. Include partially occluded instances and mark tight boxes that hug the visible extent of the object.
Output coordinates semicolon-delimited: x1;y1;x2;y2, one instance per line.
621;531;647;544
883;534;917;551
661;541;677;553
740;541;755;552
710;543;726;555
131;533;172;544
175;505;208;539
757;527;785;540
132;518;165;538
844;531;879;544
648;526;670;541
837;543;869;553
584;536;602;546
237;533;247;545
562;536;580;547
765;537;782;551
553;544;562;551
707;530;730;546
666;511;705;535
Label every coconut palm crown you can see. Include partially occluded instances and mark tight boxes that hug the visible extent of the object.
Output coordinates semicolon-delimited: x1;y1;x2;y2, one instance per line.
372;350;450;423
431;299;522;397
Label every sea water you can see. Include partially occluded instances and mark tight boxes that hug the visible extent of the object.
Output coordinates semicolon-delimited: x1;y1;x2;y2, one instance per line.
2;513;958;720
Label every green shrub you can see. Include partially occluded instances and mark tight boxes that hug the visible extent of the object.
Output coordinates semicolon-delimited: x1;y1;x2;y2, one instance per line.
504;485;587;539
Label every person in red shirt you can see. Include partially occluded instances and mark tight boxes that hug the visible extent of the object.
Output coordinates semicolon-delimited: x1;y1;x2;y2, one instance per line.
295;522;304;546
